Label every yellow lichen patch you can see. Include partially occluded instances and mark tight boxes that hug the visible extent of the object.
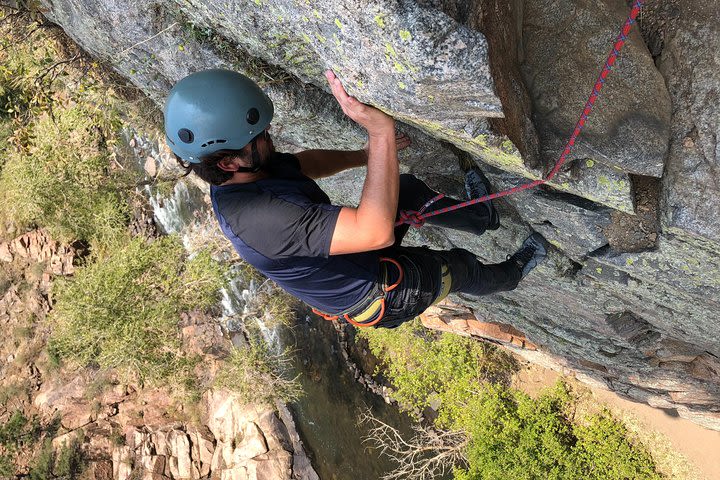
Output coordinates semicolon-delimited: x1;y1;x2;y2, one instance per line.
374;14;386;28
398;81;407;90
393;62;406;73
315;33;326;43
596;267;603;274
399;29;412;41
334;18;344;30
356;80;364;88
586;159;595;168
312;9;322;19
626;258;635;266
385;43;397;57
302;33;311;43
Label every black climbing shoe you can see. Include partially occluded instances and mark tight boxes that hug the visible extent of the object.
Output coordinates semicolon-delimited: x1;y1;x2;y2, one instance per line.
508;233;547;279
464;166;500;230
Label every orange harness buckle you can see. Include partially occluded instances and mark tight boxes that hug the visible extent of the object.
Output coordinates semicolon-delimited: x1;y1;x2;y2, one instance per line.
312;257;403;328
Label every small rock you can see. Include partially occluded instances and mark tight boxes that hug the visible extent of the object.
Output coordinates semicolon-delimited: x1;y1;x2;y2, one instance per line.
144;156;158;177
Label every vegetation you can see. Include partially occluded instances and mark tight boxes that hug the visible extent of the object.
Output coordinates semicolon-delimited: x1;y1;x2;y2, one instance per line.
0;418;82;479
360;320;662;480
27;437;85;480
214;341;301;405
50;236;226;385
0;11;130;249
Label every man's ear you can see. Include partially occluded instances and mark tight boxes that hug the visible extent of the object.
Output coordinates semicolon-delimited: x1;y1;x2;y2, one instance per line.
217;157;239;172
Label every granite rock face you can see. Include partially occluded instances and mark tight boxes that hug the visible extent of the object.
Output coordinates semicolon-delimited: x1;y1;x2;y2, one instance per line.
521;0;671;178
39;0;720;431
657;0;720;243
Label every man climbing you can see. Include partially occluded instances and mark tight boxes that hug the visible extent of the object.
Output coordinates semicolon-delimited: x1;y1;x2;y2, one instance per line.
164;68;547;328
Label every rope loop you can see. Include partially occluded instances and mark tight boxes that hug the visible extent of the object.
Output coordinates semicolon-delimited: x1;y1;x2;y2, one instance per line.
399;210;426;228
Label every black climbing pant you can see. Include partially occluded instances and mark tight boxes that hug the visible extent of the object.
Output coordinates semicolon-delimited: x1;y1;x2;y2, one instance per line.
376;174;522;329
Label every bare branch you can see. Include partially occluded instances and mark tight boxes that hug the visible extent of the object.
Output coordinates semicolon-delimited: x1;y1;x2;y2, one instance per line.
359;409;468;480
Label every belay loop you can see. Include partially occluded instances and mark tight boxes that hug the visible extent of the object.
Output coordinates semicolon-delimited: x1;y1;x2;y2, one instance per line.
396;0;644;228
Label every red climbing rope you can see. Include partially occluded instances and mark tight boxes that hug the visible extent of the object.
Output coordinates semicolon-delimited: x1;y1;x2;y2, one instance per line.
396;0;644;229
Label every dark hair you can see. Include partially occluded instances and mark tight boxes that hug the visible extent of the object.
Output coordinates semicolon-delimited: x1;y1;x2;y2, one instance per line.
175;149;248;186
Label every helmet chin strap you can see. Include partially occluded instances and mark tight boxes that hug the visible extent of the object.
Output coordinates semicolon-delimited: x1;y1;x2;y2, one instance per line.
233;134;264;173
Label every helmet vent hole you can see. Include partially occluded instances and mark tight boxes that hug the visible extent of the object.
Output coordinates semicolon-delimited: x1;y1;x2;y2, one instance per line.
216;139;226;144
178;128;194;144
246;108;260;125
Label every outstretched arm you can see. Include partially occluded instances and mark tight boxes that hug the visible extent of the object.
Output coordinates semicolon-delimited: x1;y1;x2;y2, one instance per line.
295;132;411;179
323;70;399;255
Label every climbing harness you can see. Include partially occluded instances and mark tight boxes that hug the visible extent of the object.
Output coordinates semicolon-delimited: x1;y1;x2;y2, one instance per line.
312;257;404;327
396;0;645;229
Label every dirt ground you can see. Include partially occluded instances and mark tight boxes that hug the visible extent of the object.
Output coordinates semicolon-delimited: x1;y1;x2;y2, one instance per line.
513;362;720;480
603;175;661;252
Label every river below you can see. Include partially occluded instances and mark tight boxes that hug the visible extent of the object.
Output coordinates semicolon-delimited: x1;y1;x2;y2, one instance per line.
282;309;417;480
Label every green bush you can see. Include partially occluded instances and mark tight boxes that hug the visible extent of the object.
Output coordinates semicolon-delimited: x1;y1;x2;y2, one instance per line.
0;453;13;478
50;235;226;385
454;383;660;480
0;14;130;248
214;340;301;405
359;319;517;425
0;410;28;447
360;321;662;479
54;436;85;478
0;104;128;247
29;439;54;480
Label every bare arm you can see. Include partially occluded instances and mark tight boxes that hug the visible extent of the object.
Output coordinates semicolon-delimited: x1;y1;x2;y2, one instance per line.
323;70;399;255
295;132;411;179
295;148;367;179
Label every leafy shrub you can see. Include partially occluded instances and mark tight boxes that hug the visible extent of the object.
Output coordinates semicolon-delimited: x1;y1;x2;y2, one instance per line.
0;104;128;247
50;235;226;385
455;383;660;480
0;454;13;478
0;14;130;248
0;410;28;447
214;341;301;405
359;319;517;425
54;436;85;478
28;439;54;480
360;321;661;479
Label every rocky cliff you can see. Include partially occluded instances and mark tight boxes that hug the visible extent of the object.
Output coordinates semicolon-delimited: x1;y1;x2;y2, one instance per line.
36;0;720;430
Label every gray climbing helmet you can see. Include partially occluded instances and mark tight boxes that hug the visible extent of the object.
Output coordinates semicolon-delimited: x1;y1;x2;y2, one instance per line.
164;69;274;163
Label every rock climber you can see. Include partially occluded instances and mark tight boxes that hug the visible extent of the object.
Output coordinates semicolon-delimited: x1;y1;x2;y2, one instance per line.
164;68;547;328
